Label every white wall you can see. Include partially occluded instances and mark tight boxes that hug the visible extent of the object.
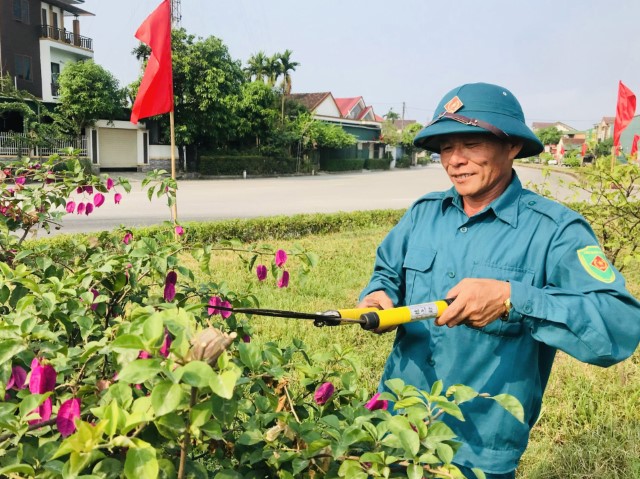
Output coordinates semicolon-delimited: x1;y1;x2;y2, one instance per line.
89;120;147;167
315;97;341;117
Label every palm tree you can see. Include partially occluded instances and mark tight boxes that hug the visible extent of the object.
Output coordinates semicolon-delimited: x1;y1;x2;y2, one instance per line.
266;54;282;87
276;49;300;121
245;51;269;82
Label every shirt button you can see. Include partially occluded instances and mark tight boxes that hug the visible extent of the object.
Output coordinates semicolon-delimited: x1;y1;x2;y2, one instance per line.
524;302;533;314
460;226;468;233
528;201;536;206
427;358;436;366
447;271;456;278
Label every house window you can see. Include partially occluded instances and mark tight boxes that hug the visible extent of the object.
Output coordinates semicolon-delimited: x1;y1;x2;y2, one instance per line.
349;103;363;119
13;0;29;23
41;8;48;26
15;55;32;81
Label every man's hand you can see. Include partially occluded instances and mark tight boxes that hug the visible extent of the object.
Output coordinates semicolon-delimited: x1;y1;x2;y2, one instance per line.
436;278;510;329
357;291;396;334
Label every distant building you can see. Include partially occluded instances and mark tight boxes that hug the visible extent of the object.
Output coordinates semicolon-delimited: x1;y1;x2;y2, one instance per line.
531;121;577;133
594;116;615;142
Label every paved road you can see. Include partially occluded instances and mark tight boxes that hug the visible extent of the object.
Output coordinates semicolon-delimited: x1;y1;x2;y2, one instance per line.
46;165;578;236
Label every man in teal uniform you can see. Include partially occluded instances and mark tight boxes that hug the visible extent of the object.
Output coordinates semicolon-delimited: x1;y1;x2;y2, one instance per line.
359;82;640;478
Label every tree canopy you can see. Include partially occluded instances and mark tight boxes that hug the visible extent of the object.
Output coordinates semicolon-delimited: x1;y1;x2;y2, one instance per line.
535;126;562;146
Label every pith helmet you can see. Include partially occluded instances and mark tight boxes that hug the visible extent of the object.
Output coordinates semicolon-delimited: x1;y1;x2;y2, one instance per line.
413;82;544;158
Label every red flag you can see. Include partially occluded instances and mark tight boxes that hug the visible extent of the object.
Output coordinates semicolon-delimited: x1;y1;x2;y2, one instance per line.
560;146;565;155
613;81;636;147
130;0;173;124
581;142;587;156
631;134;640;156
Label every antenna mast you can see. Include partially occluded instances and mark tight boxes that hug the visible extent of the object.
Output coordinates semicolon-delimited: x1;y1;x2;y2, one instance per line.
170;0;182;27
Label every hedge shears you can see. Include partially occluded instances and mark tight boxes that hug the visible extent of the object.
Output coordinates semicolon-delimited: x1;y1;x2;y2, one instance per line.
215;298;454;330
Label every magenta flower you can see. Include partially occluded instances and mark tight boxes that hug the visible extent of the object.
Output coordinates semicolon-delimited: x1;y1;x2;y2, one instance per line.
7;366;27;390
175;225;184;236
208;296;222;315
364;393;388;411
45;171;55;184
85;203;94;215
76;186;83;194
314;382;335;405
242;334;251;343
122;232;133;245
277;271;290;288
90;288;99;311
106;178;114;190
256;264;267;281
114;193;122;204
15;176;26;186
65;201;76;213
29;358;56;394
93;193;105;207
83;185;93;195
220;300;232;319
138;350;151;359
159;331;172;357
57;398;81;437
275;249;288;268
29;397;52;425
164;271;177;302
76;203;86;215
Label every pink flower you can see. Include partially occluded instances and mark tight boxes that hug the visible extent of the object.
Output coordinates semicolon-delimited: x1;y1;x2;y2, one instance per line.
275;249;288;268
164;271;177;302
15;176;26;185
65;201;76;213
29;397;52;425
175;225;184;236
83;185;93;195
314;382;335;405
242;334;251;343
138;350;151;359
208;296;222;315
220;300;232;319
159;331;172;358
90;288;99;311
76;187;83;194
256;264;267;281
7;366;27;390
76;203;85;215
277;271;290;288
57;398;81;437
45;171;55;184
93;193;105;207
84;203;94;215
364;393;388;411
29;358;56;396
122;232;133;245
114;193;122;204
106;178;114;190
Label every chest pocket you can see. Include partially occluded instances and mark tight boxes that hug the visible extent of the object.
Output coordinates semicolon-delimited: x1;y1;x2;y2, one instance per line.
403;247;436;305
469;262;535;338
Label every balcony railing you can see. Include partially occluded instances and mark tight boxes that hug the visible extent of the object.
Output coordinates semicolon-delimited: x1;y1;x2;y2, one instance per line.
0;132;88;157
39;25;93;51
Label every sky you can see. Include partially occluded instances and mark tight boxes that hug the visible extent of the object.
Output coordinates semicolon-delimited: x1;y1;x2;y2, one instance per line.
79;0;640;131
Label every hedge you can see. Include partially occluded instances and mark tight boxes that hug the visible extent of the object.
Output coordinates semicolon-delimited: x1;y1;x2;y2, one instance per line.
199;156;298;176
26;209;407;252
319;158;365;172
364;158;391;170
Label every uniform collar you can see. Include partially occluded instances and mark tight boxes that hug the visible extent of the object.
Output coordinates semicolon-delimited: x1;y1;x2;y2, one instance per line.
442;171;522;227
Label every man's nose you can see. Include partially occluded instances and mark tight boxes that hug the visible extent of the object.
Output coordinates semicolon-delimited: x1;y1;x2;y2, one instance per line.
446;146;468;166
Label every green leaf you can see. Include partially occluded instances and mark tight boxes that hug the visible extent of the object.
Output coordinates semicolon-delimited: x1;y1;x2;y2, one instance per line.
491;394;525;423
19;393;50;420
175;361;215;388
238;342;262;370
117;359;163;384
446;384;479;404
209;369;240;399
103;400;126;437
338;459;367;479
435;442;454;464
394;397;423;409
406;464;423;479
151;381;183;416
213;471;243;479
431;398;464;421
143;314;164;345
124;440;158;479
111;334;146;351
399;428;420;456
426;422;457;443
237;429;263;446
292;458;310;475
0;464;36;476
0;339;26;366
472;468;487;479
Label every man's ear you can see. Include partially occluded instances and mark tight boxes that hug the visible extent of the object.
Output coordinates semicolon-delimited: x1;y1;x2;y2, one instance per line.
508;140;524;160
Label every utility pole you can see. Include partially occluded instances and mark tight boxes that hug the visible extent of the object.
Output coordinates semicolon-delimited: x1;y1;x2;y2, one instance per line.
402;101;406;125
170;0;182;27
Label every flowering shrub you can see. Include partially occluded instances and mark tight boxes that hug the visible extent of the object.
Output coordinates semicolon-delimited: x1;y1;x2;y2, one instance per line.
0;156;523;479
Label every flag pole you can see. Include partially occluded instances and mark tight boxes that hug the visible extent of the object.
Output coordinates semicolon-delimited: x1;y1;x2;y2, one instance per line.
170;109;178;235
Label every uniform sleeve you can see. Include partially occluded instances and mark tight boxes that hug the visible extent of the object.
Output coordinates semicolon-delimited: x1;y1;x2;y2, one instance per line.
359;208;414;306
508;219;640;366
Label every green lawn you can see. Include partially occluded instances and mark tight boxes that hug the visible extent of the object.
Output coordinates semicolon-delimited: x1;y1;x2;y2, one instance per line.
189;225;640;478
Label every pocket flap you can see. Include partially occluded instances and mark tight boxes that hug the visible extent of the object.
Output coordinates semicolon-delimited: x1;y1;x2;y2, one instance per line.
403;247;436;272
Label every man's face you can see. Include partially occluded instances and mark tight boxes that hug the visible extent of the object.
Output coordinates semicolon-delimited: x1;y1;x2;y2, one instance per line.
439;133;522;209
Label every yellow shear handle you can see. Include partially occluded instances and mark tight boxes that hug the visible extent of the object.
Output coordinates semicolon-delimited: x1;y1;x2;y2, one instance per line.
333;307;379;320
360;299;452;330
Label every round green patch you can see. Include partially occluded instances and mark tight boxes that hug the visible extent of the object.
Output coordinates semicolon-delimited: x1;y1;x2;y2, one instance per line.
577;246;615;283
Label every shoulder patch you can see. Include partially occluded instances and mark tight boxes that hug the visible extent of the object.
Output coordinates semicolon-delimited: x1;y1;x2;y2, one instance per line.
577;246;615;283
